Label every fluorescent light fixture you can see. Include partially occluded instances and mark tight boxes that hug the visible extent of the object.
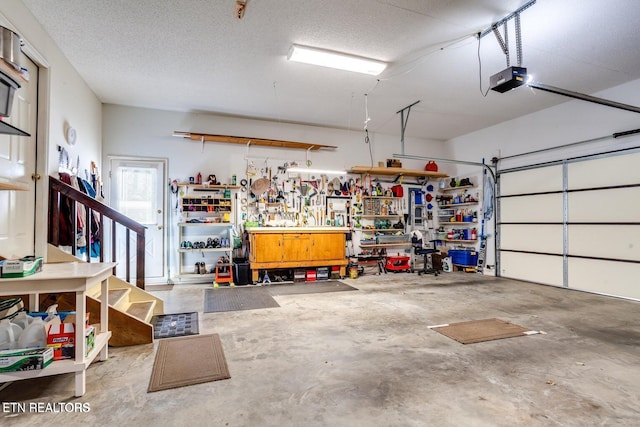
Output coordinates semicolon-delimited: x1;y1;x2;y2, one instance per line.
288;167;347;175
287;44;387;76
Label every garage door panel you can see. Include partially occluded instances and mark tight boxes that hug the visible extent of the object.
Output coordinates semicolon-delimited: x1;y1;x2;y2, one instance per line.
501;194;563;223
568;187;640;222
500;252;564;286
568;258;640;300
568;225;640;260
568;151;640;189
501;224;563;254
500;165;563;196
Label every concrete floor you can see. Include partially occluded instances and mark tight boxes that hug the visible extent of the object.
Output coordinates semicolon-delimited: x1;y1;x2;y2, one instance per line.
1;272;639;426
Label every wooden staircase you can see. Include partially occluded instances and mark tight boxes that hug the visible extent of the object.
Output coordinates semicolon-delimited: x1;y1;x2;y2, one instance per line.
47;244;164;346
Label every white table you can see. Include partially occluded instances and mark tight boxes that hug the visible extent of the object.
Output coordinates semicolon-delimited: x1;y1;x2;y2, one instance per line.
0;262;115;397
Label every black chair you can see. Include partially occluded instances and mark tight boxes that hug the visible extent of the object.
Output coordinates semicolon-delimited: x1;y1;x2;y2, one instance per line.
411;236;440;276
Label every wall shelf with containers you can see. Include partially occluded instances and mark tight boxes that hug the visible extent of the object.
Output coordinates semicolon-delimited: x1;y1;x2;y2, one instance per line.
358;196;410;248
177;185;238;285
435;179;480;246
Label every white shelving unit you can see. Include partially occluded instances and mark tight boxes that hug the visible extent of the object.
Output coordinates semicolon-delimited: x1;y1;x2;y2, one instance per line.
435;184;481;247
177;184;237;284
0;262;115;397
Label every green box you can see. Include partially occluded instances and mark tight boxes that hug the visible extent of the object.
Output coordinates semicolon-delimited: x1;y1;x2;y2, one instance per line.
0;256;43;278
0;347;54;372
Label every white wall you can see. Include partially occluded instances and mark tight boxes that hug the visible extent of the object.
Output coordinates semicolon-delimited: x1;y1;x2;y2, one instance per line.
102;105;452;185
1;0;103;257
447;78;640;272
102;105;452;277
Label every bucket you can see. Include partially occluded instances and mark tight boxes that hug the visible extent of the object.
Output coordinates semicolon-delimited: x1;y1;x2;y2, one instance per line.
349;266;359;279
0;27;22;69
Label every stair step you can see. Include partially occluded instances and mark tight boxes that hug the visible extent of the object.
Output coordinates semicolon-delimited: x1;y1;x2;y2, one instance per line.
108;289;130;309
126;301;156;323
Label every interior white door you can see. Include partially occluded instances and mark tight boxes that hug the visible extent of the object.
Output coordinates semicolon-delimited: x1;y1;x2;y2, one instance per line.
109;158;166;282
0;55;38;259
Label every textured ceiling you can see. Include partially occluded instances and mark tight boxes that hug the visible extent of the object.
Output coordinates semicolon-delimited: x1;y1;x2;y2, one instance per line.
20;0;640;141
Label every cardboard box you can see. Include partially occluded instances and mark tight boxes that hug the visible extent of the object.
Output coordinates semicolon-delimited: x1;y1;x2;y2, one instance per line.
0;256;43;278
0;347;53;372
85;326;95;356
47;322;76;360
47;320;94;360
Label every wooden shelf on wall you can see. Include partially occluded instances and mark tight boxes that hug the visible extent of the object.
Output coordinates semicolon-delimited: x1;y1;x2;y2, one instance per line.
0;59;28;85
173;132;337;151
349;165;449;179
0;182;28;191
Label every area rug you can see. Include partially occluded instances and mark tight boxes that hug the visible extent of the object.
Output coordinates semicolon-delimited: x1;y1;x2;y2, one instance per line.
429;318;540;344
204;287;280;313
268;280;357;296
151;312;199;339
148;333;230;392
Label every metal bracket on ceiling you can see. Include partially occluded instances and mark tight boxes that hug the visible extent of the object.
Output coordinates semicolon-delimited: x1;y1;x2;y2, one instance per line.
481;0;534;67
397;100;420;155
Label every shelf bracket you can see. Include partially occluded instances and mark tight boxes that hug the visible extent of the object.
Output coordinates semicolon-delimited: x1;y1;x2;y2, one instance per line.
397;100;420;155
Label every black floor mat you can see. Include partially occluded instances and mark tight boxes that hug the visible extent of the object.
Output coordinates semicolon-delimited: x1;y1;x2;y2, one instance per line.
268;280;357;296
151;312;199;339
204;287;280;313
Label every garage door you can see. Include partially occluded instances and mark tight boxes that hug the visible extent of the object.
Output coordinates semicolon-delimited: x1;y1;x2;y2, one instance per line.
498;150;640;300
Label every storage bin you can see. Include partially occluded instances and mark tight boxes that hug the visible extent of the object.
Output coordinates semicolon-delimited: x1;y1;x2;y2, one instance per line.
233;262;251;285
447;249;478;266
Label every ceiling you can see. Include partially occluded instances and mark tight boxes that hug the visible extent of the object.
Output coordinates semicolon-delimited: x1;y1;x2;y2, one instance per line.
20;0;640;141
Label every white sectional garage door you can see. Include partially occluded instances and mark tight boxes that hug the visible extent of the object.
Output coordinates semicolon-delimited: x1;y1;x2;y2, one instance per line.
498;150;640;300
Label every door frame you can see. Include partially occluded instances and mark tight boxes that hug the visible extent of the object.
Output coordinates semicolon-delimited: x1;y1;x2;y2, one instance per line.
0;12;52;259
107;155;169;284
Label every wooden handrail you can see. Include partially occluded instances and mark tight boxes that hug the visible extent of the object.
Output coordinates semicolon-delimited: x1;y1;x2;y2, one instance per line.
48;176;147;289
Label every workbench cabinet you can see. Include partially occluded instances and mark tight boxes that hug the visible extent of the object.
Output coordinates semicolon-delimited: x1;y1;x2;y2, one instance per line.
247;228;349;282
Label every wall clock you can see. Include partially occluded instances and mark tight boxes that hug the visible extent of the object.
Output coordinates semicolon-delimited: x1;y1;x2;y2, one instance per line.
66;127;77;146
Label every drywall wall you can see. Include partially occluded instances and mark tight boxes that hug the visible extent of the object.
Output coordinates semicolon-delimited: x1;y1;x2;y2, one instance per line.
0;0;102;258
102;104;452;188
448;79;640;168
0;0;102;177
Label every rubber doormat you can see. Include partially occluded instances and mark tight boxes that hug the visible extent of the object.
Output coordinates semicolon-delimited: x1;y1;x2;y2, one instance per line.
428;318;542;344
204;287;280;313
148;333;230;392
268;280;357;296
151;312;199;339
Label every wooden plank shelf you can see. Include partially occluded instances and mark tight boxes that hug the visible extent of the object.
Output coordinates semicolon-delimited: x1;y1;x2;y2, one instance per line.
0;182;28;191
350;166;448;179
173;132;337;151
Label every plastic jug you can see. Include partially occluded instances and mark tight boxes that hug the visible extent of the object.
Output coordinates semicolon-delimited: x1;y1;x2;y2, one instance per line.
442;257;453;273
12;311;33;330
0;318;23;350
17;317;47;349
